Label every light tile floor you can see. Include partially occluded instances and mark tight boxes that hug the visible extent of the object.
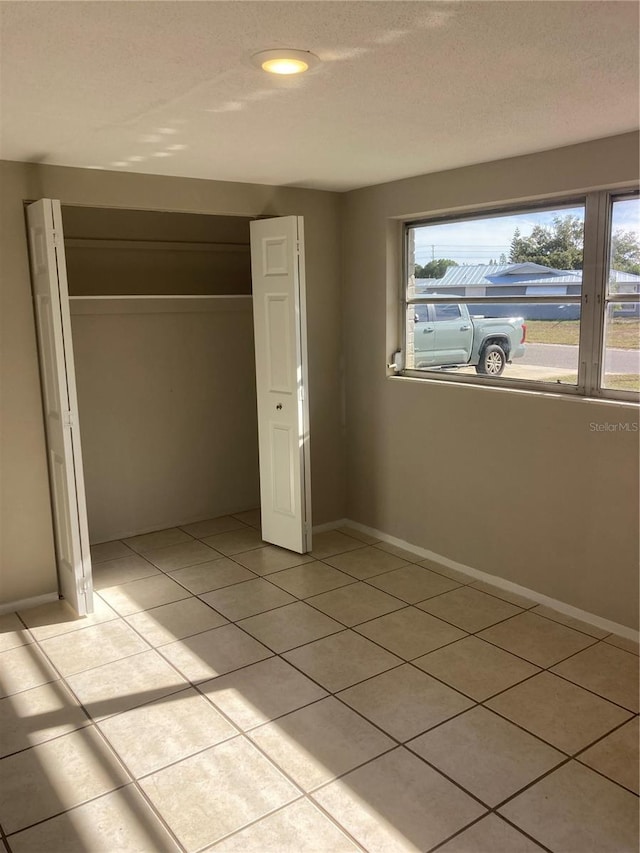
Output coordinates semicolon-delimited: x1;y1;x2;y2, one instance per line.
1;516;638;852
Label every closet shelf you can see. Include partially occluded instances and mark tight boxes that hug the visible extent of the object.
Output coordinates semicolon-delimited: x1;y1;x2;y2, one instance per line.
64;238;250;253
68;294;252;300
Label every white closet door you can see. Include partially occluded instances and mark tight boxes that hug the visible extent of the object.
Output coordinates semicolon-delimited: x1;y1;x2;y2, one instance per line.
250;216;312;553
27;199;93;615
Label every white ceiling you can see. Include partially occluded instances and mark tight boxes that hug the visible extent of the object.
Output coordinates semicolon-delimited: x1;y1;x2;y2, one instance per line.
1;1;638;191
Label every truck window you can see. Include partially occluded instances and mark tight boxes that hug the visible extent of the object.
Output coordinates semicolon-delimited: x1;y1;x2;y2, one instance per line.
434;304;462;321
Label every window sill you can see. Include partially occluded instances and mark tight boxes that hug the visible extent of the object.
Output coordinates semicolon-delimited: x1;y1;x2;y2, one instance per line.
389;371;640;409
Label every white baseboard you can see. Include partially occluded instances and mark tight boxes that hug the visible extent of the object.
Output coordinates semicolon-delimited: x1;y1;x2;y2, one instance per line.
317;518;639;643
0;592;59;616
312;518;349;534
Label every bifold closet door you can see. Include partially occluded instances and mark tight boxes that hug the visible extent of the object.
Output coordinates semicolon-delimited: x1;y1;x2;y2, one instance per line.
250;216;312;553
27;199;93;615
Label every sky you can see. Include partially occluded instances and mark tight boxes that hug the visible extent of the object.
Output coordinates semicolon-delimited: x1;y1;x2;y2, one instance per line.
413;198;639;267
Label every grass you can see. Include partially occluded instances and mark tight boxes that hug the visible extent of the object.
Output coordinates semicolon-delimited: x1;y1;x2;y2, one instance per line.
555;374;640;392
526;319;639;349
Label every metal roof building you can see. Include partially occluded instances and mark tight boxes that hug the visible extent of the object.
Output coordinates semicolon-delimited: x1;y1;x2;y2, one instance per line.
415;263;640;319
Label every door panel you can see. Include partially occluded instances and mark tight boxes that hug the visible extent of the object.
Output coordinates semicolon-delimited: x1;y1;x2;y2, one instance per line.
250;216;311;553
271;424;295;515
433;304;473;363
413;305;436;365
27;199;93;615
266;294;293;392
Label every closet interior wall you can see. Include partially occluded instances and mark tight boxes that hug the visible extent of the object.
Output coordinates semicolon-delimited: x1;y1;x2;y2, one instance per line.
64;205;260;544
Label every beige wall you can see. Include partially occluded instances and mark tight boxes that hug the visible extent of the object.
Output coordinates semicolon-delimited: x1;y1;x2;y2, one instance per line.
71;300;259;543
2;136;638;625
63;206;253;296
0;161;344;605
342;133;640;630
65;207;259;541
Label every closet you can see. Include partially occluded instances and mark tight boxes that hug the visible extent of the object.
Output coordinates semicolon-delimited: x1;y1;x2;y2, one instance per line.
28;199;312;616
63;205;260;547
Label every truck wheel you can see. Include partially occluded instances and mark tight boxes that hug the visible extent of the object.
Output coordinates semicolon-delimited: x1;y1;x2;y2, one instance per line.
476;344;506;376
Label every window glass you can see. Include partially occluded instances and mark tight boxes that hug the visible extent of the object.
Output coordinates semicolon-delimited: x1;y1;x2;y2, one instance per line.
406;204;585;385
603;196;640;393
414;304;429;323
434;304;462;321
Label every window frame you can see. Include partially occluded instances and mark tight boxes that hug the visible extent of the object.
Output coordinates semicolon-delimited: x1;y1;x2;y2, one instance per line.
399;188;639;403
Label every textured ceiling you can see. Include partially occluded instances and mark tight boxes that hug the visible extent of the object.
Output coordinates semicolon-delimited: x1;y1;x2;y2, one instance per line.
1;1;638;191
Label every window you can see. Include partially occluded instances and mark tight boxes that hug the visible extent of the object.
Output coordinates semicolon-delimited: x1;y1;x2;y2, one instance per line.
403;191;639;401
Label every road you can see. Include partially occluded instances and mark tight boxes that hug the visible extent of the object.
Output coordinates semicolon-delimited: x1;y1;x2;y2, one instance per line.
521;342;639;374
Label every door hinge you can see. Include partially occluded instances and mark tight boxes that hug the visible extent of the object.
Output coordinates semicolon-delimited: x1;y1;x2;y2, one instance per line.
79;576;90;594
298;386;305;402
52;230;60;248
63;410;74;428
296;240;301;256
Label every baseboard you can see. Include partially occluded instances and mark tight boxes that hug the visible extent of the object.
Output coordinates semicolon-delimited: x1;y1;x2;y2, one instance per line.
0;592;59;616
321;518;639;643
312;518;349;534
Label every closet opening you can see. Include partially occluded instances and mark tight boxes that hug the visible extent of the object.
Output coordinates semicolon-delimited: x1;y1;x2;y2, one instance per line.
27;199;312;616
63;204;260;547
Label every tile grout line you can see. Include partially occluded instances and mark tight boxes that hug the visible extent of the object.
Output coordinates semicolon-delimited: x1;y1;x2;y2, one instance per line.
97;617;379;853
570;714;640;797
28;586;363;850
105;527;635;646
13;614;633;817
85;532;639;830
2;782;139;845
189;794;369;853
3;619;189;852
85;579;379;852
6;528;637;850
425;810;556;853
24;612;273;832
0;817;13;853
228;590;640;804
9;582;638;751
98;563;638;742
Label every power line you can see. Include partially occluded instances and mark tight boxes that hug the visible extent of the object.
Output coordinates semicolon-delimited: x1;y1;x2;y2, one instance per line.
414;244;512;249
415;252;508;257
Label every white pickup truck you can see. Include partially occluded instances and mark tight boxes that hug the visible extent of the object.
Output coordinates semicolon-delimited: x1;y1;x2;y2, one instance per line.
413;302;527;375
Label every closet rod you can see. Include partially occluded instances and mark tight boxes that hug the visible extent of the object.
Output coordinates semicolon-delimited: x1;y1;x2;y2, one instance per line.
64;238;250;253
68;294;252;300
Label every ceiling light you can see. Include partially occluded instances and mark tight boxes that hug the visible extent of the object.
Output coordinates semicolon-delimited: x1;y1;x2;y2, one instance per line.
251;49;319;75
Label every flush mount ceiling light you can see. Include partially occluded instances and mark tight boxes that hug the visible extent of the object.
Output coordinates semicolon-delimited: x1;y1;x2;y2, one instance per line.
251;49;319;75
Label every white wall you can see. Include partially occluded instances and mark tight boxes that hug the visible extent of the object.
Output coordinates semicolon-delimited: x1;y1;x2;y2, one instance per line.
342;133;640;630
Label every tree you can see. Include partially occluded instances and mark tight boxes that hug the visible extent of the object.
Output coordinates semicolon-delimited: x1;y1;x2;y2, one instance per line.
509;227;523;264
508;215;583;270
415;258;458;279
611;230;640;275
507;214;640;275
